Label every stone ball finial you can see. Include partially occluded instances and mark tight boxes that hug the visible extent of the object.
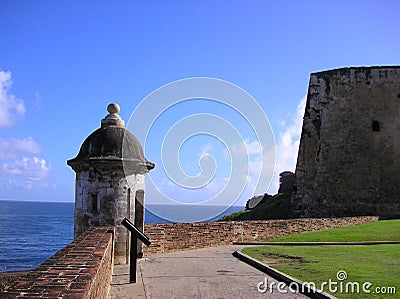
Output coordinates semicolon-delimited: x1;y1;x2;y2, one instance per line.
107;103;120;114
101;102;125;128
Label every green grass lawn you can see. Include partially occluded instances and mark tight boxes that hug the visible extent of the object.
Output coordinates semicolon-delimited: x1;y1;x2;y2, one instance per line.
242;220;400;298
269;219;400;242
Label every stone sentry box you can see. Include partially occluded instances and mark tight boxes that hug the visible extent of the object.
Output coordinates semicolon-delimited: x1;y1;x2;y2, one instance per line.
68;103;154;264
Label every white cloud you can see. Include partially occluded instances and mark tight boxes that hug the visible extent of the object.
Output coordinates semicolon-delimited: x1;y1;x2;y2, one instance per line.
224;139;263;157
0;137;41;160
241;143;275;196
6;179;33;190
5;179;20;189
2;157;50;181
214;139;275;203
0;70;26;128
33;90;43;109
2;179;56;190
268;96;306;194
0;70;52;192
149;96;306;205
199;142;214;155
244;140;263;155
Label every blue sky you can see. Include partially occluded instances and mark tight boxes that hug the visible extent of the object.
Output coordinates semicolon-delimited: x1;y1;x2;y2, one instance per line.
0;1;399;205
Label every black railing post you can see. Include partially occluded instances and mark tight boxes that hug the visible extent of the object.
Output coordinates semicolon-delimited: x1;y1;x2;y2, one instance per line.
130;233;138;282
121;217;151;283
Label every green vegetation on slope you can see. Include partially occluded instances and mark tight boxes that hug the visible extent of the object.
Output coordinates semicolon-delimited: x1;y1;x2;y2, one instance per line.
220;193;295;221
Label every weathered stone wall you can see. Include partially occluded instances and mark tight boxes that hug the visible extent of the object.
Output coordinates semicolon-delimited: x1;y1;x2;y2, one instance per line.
0;217;378;297
143;216;377;254
73;168;144;265
278;171;296;195
2;227;114;299
293;66;400;217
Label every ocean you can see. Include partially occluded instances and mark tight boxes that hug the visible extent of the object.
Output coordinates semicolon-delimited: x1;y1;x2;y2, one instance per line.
0;200;243;273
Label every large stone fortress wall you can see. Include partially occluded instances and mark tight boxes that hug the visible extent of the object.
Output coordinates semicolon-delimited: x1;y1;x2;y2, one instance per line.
293;66;400;217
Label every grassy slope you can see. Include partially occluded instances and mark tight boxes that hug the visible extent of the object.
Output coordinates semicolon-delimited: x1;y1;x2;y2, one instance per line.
220;193;294;221
242;220;400;299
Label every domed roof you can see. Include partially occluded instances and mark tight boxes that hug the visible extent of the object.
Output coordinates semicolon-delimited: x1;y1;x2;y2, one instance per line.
67;103;154;173
73;126;145;160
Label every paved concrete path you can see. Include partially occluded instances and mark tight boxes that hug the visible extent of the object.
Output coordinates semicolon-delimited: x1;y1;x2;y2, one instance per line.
110;245;308;299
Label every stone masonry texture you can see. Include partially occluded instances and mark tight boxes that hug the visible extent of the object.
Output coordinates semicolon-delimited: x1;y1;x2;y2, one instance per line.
0;217;377;297
67;104;153;265
143;216;377;254
2;227;114;299
293;66;400;217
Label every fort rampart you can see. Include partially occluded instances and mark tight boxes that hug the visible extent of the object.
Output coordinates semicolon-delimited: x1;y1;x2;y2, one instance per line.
2;216;377;297
2;227;114;299
144;216;378;254
294;66;400;217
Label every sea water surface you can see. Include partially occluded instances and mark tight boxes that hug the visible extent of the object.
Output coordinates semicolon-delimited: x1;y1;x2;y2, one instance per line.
0;200;243;272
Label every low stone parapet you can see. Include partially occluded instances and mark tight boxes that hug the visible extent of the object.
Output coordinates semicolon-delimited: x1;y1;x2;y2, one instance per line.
0;216;379;297
144;216;378;254
2;226;114;299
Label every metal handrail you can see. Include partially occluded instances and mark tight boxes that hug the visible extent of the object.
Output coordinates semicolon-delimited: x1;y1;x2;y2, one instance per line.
121;217;151;283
